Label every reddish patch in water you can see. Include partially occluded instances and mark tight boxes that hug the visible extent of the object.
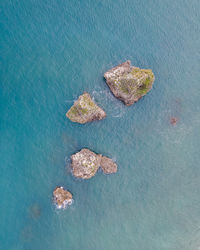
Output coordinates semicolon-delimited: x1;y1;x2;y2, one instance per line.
170;117;178;126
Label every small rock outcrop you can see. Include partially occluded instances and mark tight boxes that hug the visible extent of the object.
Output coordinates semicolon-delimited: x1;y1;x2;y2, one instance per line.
53;187;73;209
71;148;117;179
104;60;155;106
66;92;106;124
100;156;117;174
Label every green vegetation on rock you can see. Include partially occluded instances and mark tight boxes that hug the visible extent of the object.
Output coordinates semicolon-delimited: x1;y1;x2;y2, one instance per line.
66;92;106;124
104;61;155;105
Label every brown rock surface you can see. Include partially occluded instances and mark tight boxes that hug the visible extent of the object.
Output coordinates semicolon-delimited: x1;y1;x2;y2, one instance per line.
71;149;117;179
53;186;73;209
100;156;117;174
71;149;102;179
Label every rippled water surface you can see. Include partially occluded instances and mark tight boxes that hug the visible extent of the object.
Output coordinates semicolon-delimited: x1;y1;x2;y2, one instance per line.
1;0;200;249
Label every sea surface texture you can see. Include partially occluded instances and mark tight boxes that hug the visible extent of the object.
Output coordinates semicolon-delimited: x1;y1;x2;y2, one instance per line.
1;0;200;249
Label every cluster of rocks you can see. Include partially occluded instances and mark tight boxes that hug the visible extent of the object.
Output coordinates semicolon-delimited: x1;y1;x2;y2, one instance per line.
71;148;117;179
66;60;155;124
53;60;155;209
53;149;117;208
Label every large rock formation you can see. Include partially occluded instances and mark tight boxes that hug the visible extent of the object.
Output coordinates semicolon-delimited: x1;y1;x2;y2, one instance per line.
71;149;102;179
66;92;106;124
104;60;155;106
71;148;117;179
53;187;73;209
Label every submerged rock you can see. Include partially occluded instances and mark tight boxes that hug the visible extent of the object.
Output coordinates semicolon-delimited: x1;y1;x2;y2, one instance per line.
66;92;106;124
71;148;117;179
170;117;178;126
21;225;33;242
71;149;102;179
53;187;73;209
29;204;41;219
100;156;117;174
104;60;155;106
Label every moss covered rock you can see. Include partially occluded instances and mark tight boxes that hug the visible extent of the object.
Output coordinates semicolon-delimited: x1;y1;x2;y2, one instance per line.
53;187;73;209
66;92;106;124
104;60;155;106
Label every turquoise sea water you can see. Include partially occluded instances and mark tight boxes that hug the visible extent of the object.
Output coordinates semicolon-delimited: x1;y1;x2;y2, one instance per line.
1;0;200;249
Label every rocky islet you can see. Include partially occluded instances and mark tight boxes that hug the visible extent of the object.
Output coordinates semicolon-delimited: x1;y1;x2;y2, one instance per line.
66;92;106;124
104;60;155;106
71;148;117;179
53;186;73;209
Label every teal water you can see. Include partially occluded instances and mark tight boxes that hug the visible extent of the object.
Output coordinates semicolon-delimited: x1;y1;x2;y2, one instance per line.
1;0;200;249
